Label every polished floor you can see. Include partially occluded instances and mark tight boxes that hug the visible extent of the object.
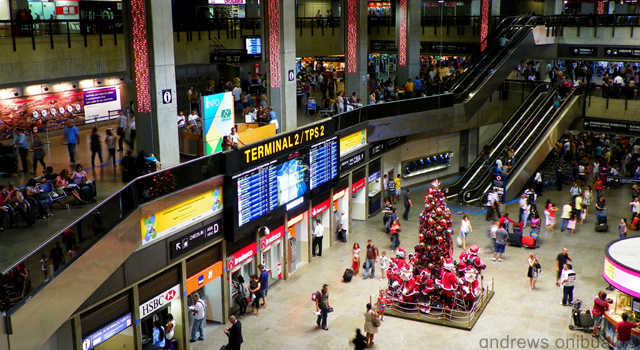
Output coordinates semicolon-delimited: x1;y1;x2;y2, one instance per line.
192;183;630;350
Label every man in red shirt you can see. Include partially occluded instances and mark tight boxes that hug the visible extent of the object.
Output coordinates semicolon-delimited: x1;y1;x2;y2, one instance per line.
615;313;639;350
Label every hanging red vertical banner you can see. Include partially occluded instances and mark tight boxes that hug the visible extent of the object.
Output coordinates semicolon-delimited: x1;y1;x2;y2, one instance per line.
266;0;281;88
346;0;358;74
398;0;407;66
479;0;490;52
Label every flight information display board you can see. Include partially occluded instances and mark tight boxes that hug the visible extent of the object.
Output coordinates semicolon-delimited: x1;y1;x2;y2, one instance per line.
309;136;338;190
234;153;311;228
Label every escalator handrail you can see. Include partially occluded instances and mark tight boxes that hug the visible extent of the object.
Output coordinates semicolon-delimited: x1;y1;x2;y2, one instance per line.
451;16;540;99
448;16;540;94
443;83;549;198
467;85;587;204
455;85;558;202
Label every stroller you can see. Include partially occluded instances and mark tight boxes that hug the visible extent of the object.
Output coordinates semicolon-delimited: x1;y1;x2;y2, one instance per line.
568;299;593;332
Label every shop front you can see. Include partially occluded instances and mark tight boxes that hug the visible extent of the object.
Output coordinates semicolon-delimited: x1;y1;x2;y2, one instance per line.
601;237;640;348
138;267;182;350
80;292;133;350
259;224;285;286
286;202;309;274
332;177;349;240
351;166;367;222
227;242;257;311
186;260;224;324
367;158;382;216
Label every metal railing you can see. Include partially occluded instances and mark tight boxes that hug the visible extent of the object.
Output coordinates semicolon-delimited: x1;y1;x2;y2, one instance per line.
586;83;640;110
544;14;640;37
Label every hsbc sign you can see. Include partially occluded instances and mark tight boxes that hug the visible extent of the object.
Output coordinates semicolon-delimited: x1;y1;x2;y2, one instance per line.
227;242;257;270
140;284;181;319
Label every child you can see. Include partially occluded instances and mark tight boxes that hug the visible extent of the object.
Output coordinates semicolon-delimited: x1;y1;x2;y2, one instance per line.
379;251;389;281
377;289;387;321
567;214;577;235
40;253;48;280
145;153;162;170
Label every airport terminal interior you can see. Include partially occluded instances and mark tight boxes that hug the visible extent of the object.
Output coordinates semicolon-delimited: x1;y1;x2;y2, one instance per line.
3;0;640;349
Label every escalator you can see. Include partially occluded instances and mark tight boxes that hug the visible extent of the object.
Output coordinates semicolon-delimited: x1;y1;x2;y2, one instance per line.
366;16;546;141
442;83;554;201
460;85;586;204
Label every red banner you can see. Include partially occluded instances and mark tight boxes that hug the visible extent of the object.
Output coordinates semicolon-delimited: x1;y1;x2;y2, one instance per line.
227;242;256;270
352;178;366;193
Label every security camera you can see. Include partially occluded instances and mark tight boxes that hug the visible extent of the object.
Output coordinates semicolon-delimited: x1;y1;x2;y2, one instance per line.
96;80;102;85
13;92;18;97
72;84;77;89
43;87;49;91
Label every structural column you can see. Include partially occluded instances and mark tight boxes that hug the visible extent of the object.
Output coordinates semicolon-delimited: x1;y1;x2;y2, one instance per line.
544;0;564;15
396;0;420;86
126;0;180;167
263;0;297;132
345;0;369;105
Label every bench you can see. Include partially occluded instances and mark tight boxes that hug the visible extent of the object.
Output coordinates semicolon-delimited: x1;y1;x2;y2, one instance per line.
37;181;69;208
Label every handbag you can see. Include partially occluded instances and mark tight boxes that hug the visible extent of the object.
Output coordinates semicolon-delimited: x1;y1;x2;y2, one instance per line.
456;235;463;247
372;315;381;327
327;307;334;313
534;261;541;269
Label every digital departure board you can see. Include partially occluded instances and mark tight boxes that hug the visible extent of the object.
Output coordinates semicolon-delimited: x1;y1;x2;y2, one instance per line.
309;136;338;190
245;36;262;56
234;153;310;228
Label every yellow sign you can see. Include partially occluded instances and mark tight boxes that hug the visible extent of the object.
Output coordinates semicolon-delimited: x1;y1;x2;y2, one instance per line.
604;258;616;281
340;129;367;156
141;187;223;245
242;124;327;164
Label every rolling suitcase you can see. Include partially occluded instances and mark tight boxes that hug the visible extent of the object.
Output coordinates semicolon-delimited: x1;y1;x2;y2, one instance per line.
507;232;523;247
595;216;608;232
522;236;537;248
343;268;354;282
79;185;93;202
579;310;593;328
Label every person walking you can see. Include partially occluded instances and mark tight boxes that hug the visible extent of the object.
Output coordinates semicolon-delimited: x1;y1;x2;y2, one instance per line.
164;314;176;350
105;129;116;167
13;129;30;174
188;293;206;342
89;127;103;167
629;198;640;219
595;195;607;217
559;263;576;306
352;329;367;350
591;291;610;338
315;9;322;28
390;219;401;252
403;188;412;221
315;284;330;330
363;240;379;279
152;320;165;349
485;189;500;221
545;200;559;231
560;201;572;232
583;186;593;219
128;114;137;150
63;120;80;167
312;219;324;257
490;226;508;262
555;247;572;286
527;253;541;291
258;264;269;308
459;215;472;251
248;274;262;317
224;315;243;350
387;176;397;204
31;134;46;175
117;110;127;151
363;303;379;346
619;218;628;239
352;243;361;276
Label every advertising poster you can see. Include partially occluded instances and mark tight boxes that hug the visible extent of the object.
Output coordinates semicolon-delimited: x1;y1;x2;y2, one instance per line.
339;129;367;156
141;187;223;246
202;92;235;155
0;86;121;140
83;87;122;122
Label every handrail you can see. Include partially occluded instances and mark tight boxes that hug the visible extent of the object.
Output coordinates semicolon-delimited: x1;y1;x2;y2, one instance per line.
468;85;587;204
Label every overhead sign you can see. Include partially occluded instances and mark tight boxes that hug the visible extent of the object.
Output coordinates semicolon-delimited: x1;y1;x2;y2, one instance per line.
169;218;223;259
186;261;224;294
583;118;640;136
140;285;181;319
260;225;284;250
229;119;334;169
606;176;640;185
315;56;345;62
227;242;257;271
333;188;347;201
569;46;598;57
604;47;640;58
82;313;132;350
210;49;248;63
370;41;397;52
311;198;331;217
421;42;474;54
340;149;366;173
352;178;366;193
370;136;406;157
141;188;223;246
368;170;381;183
604;254;640;298
340;129;367;156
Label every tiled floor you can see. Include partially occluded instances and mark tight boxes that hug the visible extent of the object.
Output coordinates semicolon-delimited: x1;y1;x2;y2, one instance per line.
192;182;630;350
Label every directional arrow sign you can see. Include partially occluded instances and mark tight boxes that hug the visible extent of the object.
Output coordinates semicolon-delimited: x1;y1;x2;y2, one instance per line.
175;243;181;250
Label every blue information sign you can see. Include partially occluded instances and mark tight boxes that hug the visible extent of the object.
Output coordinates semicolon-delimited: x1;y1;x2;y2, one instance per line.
82;313;132;350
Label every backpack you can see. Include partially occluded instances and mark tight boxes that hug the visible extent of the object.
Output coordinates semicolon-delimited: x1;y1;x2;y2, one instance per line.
311;291;321;301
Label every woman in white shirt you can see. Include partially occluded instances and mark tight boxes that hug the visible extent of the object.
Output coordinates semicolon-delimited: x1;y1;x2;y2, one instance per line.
522;200;531;228
459;215;472;250
352;243;361;276
165;314;176;350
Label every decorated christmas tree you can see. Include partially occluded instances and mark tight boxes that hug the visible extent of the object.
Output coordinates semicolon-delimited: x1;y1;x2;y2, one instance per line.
386;179;486;315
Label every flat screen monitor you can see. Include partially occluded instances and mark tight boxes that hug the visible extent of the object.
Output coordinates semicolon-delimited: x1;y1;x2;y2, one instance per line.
632;298;640;313
245;36;261;56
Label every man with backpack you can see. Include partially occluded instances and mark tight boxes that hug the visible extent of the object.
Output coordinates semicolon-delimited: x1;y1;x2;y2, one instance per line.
363;240;379;279
314;284;330;330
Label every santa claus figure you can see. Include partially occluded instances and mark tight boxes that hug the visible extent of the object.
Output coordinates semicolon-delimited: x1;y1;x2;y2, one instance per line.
418;279;436;313
439;258;459;309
